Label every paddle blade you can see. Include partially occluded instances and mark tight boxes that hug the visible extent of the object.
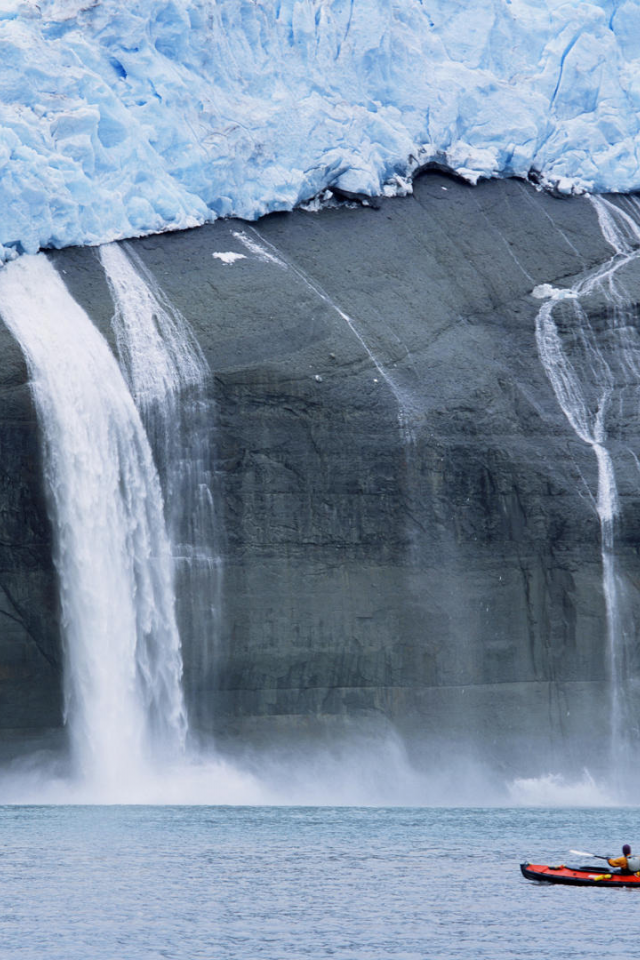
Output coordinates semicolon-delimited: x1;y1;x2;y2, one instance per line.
570;849;608;860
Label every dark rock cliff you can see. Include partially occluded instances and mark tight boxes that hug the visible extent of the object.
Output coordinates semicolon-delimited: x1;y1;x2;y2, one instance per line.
0;344;60;745
2;174;638;776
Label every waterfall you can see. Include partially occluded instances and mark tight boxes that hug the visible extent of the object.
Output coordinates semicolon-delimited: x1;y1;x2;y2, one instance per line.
0;254;187;791
98;243;221;733
98;243;206;404
534;196;640;784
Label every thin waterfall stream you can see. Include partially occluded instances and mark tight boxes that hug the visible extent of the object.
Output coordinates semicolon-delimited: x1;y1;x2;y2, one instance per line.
0;254;187;795
534;196;640;789
99;243;221;734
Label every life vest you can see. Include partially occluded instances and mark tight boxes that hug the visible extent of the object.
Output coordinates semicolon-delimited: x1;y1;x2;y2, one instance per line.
609;855;627;868
609;854;640;873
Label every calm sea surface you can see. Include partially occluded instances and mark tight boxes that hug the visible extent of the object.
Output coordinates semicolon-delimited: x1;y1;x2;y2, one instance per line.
0;805;638;959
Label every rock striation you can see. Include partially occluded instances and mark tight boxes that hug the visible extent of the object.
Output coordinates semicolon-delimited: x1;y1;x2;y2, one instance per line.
2;174;639;776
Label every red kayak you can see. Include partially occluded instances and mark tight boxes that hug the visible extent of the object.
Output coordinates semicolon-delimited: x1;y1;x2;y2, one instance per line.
521;862;640;887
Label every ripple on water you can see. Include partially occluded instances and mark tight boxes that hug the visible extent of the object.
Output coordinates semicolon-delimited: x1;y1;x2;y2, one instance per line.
0;806;637;960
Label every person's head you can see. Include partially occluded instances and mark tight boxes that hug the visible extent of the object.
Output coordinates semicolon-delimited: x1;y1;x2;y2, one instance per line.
623;844;632;856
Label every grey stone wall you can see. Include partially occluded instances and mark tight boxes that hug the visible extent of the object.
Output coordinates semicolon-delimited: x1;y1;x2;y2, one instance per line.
0;340;60;735
2;174;638;775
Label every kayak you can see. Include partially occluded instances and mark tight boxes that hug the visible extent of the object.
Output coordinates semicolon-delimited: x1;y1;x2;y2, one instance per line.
521;862;640;887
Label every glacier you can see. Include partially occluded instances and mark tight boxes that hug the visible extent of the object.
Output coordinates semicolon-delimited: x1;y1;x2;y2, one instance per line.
1;0;640;259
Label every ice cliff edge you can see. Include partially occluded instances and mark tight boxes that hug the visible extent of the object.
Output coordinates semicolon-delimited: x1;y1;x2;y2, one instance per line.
1;0;640;259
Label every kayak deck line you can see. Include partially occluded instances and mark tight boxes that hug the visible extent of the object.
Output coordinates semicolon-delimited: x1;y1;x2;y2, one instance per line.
521;863;640;887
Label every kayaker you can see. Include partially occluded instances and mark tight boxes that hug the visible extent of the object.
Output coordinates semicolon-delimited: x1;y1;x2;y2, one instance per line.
608;845;640;874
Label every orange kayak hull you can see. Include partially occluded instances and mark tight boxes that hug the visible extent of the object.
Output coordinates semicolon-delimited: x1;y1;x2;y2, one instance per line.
521;862;640;887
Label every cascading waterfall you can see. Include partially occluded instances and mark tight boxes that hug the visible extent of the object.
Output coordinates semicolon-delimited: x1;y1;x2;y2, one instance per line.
98;243;221;733
534;196;640;786
98;243;206;403
0;254;187;793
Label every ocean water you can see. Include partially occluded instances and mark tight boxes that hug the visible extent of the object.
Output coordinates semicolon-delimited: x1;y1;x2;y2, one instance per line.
1;805;638;960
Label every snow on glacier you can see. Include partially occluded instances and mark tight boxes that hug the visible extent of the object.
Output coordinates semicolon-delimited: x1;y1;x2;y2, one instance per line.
1;0;640;258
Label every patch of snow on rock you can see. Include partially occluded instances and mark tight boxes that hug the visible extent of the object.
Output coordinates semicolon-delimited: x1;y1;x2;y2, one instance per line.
531;284;578;300
212;252;247;265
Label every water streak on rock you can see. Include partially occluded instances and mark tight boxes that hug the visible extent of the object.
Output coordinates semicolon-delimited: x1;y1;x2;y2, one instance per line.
534;196;640;784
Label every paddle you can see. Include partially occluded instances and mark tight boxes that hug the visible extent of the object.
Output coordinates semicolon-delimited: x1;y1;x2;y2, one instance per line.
570;849;610;861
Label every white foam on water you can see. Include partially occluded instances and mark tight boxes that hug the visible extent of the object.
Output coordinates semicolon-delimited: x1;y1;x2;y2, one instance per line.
507;771;617;808
0;730;505;806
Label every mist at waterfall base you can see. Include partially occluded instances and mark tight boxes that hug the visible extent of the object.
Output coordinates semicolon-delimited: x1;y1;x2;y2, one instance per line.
1;212;639;809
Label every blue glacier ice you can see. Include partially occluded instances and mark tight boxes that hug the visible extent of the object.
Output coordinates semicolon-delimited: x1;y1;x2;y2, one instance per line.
1;0;640;258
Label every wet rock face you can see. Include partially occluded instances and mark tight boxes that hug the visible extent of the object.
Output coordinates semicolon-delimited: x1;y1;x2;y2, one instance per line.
0;352;61;731
1;174;637;771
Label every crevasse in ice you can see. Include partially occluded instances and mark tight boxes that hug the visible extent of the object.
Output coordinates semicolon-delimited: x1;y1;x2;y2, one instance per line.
1;0;640;259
